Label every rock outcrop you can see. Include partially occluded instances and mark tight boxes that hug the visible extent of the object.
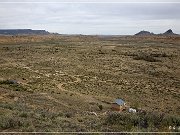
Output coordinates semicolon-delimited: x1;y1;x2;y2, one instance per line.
162;29;177;35
135;29;178;36
135;30;154;36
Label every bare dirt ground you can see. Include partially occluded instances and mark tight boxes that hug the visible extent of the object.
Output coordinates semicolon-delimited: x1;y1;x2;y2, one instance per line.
0;35;180;132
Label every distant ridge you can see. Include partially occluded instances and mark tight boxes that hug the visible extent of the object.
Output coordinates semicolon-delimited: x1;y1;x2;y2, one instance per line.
135;30;154;36
0;29;50;35
135;29;178;36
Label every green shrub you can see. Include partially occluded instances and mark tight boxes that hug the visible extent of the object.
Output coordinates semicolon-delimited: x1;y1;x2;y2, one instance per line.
162;115;180;127
0;115;24;129
133;53;159;62
19;112;28;118
150;52;169;57
0;79;27;91
0;80;16;85
65;112;73;118
0;103;14;110
105;112;180;131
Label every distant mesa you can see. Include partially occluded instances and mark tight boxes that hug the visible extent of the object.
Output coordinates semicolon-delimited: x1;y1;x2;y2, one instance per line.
135;29;178;36
135;30;154;36
0;29;50;35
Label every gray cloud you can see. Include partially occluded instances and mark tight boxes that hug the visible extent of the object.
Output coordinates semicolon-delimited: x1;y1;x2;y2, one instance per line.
0;1;179;34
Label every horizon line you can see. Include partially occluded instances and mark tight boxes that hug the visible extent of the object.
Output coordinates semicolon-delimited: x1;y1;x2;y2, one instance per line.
1;2;180;4
0;29;179;35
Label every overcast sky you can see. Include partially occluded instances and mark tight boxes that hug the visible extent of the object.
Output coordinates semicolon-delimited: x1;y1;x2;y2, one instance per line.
0;0;180;35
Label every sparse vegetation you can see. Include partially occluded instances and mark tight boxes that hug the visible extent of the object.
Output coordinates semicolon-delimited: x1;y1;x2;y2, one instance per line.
0;35;180;132
106;112;180;132
133;52;160;62
0;79;27;91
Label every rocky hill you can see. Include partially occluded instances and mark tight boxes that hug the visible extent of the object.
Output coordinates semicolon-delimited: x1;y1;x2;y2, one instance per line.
135;29;178;36
162;29;177;36
0;29;50;35
135;30;154;36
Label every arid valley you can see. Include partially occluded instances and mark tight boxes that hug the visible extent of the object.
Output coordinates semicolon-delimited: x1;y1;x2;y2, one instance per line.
0;35;180;132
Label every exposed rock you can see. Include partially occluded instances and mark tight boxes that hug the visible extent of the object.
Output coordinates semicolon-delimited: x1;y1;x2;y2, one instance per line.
163;29;177;35
135;29;179;36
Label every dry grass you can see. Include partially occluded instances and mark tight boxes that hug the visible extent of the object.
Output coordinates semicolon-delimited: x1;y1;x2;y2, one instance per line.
0;35;180;132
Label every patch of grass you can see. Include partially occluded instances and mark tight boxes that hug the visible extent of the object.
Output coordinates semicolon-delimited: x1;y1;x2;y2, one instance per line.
150;52;169;57
0;79;27;91
65;112;73;118
19;112;28;118
0;103;14;110
105;112;180;131
0;80;17;85
133;52;160;62
0;115;27;130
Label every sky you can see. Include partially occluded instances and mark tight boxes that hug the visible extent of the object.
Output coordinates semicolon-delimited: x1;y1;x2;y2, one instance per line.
0;0;180;35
